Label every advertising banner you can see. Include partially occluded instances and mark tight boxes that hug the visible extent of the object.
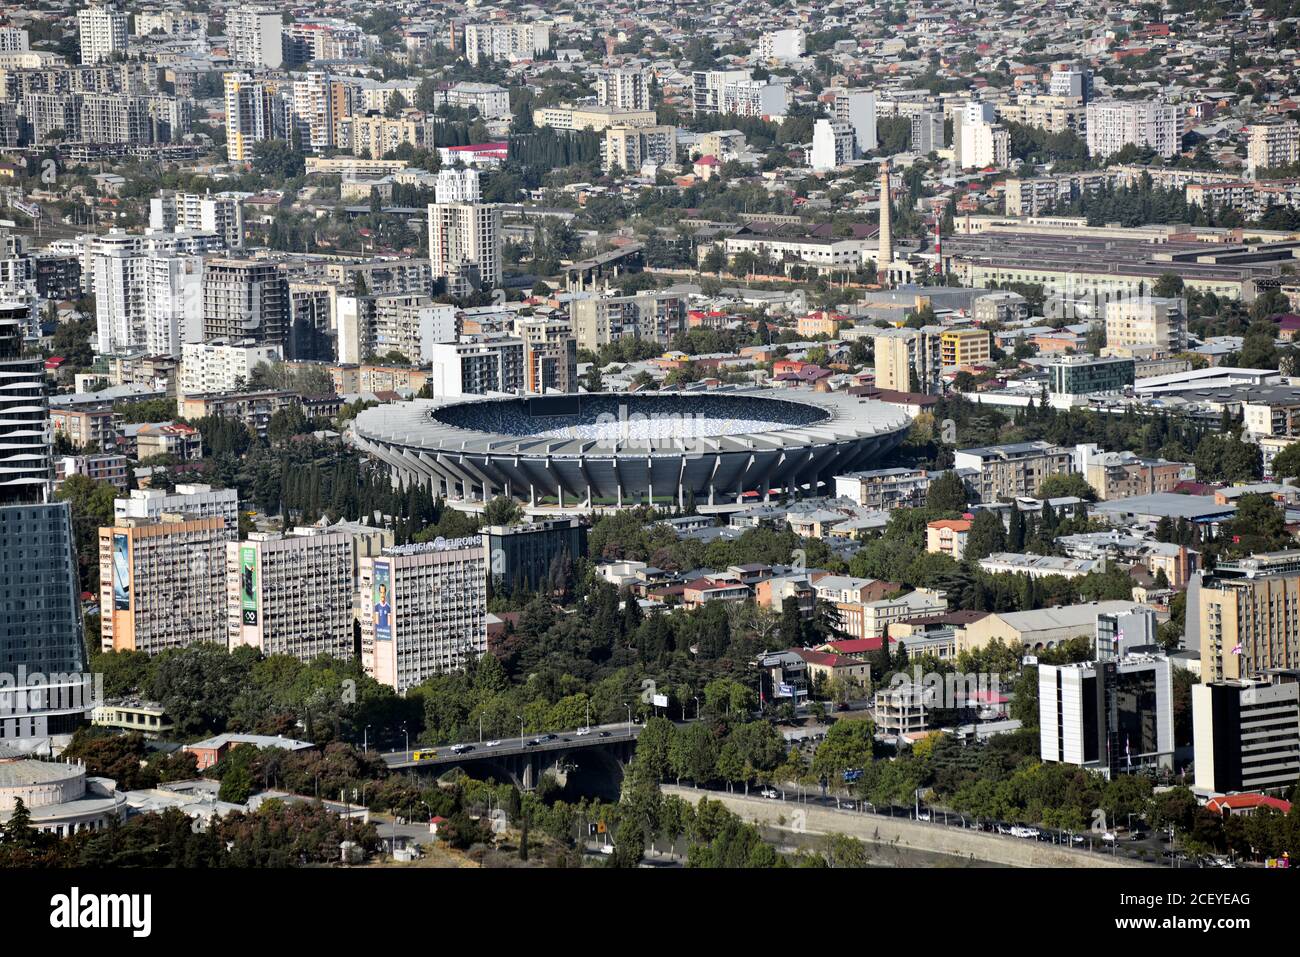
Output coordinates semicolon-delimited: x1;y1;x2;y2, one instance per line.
240;546;258;626
112;533;130;610
373;562;392;641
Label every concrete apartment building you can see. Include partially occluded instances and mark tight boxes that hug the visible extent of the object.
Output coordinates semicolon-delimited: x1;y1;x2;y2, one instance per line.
226;7;284;69
952;441;1074;503
202;259;289;345
603;124;677;173
927;519;971;560
1076;447;1192;500
831;87;876;154
597;68;652;112
1246;121;1300;173
532;104;658;132
427;202;502;297
1198;551;1300;682
873;327;942;394
570;290;688;352
228;529;355;663
1104;297;1186;357
939;328;992;368
99;514;233;654
1085;99;1181;159
115;483;239;527
462;21;551;66
427;339;526;395
833;467;930;509
150;192;243;249
180;339;284;396
861;588;948;640
516;316;577;394
1193;676;1300;794
359;538;488;693
78;4;127;65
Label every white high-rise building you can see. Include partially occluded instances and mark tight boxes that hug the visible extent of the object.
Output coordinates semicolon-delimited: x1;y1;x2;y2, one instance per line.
1246;121;1300;174
433;167;481;204
224;73;289;162
462;22;550;66
427;202;502;297
692;70;789;118
90;230;147;355
227;7;284;69
810;118;854;172
142;253;204;356
180;339;284;395
597;68;652;112
78;4;127;65
759;28;806;61
1086;99;1181;159
832;88;876;154
0;27;30;53
150;191;244;249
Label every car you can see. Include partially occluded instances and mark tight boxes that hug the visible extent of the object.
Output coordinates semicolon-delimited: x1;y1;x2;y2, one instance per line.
525;739;540;747
485;740;502;748
1009;826;1039;839
1101;831;1119;842
575;727;592;736
538;733;558;742
760;788;778;799
841;801;857;811
598;731;611;738
1129;830;1148;841
450;744;473;754
1071;834;1086;845
835;702;850;712
916;811;931;822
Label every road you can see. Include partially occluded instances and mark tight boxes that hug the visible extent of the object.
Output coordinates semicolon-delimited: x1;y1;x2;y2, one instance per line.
696;782;1203;868
380;720;640;768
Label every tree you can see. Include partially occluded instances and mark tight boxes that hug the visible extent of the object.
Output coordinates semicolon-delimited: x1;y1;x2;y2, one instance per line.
964;510;1007;562
482;495;522;528
1037;472;1097;501
926;471;969;512
811;718;875;783
1153;273;1184;299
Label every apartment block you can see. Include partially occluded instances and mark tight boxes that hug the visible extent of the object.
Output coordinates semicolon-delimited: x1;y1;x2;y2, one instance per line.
952;441;1074;503
1246;121;1300;173
228;529;355;662
1104;297;1186;358
359;538;488;693
99;514;233;654
1198;551;1300;682
427;202;502;297
569;290;687;352
1085;99;1181;159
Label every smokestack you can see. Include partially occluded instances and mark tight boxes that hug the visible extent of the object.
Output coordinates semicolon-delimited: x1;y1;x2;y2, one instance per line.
878;160;893;273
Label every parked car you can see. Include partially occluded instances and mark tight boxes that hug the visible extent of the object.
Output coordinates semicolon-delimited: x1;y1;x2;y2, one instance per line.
760;788;778;799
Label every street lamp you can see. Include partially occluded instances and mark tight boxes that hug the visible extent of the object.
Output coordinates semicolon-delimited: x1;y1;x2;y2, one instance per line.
364;725;372;754
401;723;409;755
693;696;701;720
518;714;525;743
624;702;632;729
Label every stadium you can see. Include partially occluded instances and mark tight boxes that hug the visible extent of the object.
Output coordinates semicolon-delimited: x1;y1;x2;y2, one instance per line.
350;390;912;508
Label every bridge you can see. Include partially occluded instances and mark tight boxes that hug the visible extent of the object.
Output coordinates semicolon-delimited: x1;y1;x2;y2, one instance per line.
383;722;642;798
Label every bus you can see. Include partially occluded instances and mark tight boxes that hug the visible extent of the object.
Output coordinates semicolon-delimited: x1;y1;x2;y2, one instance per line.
412;749;438;761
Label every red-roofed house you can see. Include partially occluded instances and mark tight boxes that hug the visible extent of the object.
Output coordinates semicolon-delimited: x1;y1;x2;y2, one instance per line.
792;648;872;686
1205;794;1292;817
926;518;972;560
